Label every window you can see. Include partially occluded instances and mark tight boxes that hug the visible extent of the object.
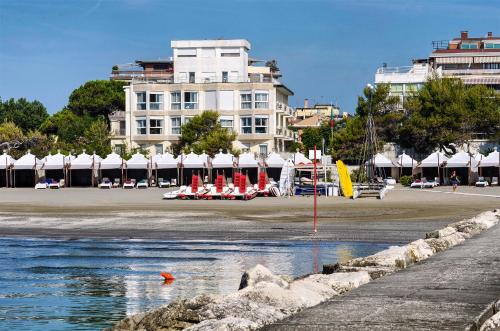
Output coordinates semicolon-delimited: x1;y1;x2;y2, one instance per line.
114;144;124;155
483;63;500;69
149;93;163;110
259;144;268;157
189;72;195;83
119;121;126;135
241;117;252;134
177;48;197;57
149;119;163;134
136;119;146;135
136;92;146;110
171;117;182;134
254;92;269;108
220;48;240;57
255;116;268;134
171;92;181;110
220;116;233;131
240;92;252;109
155;144;163;155
485;43;500;49
205;90;217;109
461;43;478;49
184;92;198;109
222;71;228;82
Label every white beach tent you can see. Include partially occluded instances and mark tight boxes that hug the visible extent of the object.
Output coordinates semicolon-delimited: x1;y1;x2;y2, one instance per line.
0;152;15;187
478;149;500;183
125;152;150;183
238;151;259;183
99;152;124;185
12;151;39;187
180;152;205;185
265;152;285;182
478;149;500;168
211;151;235;183
445;152;478;185
418;151;448;168
42;152;69;170
367;153;395;168
293;152;312;165
396;152;417;168
474;153;485;162
69;152;100;186
153;152;178;185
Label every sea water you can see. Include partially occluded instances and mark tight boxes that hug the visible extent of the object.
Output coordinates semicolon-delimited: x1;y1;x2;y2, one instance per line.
0;237;390;330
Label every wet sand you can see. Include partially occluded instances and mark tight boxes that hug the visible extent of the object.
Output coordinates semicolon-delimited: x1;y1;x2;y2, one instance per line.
0;186;498;243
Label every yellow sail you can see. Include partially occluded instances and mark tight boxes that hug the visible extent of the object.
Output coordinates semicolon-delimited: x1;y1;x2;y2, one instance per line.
336;160;353;198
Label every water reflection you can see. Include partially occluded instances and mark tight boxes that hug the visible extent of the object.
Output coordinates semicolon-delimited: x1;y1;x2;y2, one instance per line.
0;237;390;330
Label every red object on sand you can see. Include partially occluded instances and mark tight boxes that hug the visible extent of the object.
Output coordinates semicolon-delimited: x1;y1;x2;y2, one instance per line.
191;175;199;191
258;172;266;191
234;172;241;187
239;174;246;193
161;272;175;280
216;175;223;193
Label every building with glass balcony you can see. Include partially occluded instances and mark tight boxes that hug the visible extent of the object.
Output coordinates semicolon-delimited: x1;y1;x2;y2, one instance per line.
109;39;296;156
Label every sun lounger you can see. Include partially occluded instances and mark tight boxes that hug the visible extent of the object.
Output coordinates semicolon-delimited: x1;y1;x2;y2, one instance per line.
48;179;63;189
225;186;258;200
98;177;112;189
158;178;171;188
410;179;424;188
35;181;48;190
384;177;396;185
112;178;120;188
163;185;186;199
475;177;489;187
136;179;148;189
123;179;135;189
492;177;499;186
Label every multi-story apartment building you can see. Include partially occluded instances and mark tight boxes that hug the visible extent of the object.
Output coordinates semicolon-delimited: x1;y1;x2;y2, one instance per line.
429;31;500;90
374;31;500;107
374;60;433;106
109;39;295;156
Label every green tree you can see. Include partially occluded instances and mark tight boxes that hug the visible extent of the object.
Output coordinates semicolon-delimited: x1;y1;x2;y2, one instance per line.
25;130;55;159
399;78;468;155
0;122;26;159
83;118;112;156
39;108;93;144
0;98;49;132
301;127;323;151
174;111;237;156
330;116;367;163
67;80;126;120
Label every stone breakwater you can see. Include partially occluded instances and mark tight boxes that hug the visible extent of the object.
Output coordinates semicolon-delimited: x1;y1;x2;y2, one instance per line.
108;209;499;331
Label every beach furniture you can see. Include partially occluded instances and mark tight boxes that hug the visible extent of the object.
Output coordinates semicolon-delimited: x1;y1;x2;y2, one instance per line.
491;177;499;186
113;178;120;188
163;185;186;199
123;179;136;189
137;179;148;189
35;180;48;190
48;179;64;189
265;152;285;183
410;179;424;188
158;178;171;188
475;177;489;187
98;177;112;189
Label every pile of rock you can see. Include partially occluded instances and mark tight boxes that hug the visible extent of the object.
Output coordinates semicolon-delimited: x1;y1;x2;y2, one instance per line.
109;210;499;331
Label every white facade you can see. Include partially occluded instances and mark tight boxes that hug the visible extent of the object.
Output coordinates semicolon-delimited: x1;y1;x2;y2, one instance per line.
110;39;295;156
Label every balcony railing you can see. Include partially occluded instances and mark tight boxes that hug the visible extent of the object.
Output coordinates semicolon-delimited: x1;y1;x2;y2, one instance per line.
111;69;173;81
111;129;126;136
442;68;500;75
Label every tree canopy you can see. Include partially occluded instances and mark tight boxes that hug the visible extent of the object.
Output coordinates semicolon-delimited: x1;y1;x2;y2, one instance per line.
174;111;237;156
67;80;126;120
0;98;49;132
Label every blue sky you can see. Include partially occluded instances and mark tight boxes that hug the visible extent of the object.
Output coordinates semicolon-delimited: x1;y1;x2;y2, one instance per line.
1;0;499;114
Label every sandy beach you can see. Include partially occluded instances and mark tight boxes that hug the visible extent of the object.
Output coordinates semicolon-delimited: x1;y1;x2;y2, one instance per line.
1;186;498;243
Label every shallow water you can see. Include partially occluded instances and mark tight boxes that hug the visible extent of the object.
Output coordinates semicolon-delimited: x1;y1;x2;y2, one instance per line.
0;237;390;330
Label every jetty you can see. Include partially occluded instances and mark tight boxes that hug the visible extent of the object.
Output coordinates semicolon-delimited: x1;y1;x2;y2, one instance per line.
264;220;500;330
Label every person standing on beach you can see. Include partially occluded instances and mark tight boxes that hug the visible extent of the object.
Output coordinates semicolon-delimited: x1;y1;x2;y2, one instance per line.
450;170;459;192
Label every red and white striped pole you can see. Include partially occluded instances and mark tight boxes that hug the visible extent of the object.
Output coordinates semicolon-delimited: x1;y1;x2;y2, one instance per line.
313;145;317;233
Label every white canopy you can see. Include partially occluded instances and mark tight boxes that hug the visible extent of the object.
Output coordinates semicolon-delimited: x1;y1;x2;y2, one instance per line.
181;152;205;168
418;152;448;168
0;152;15;169
238;152;258;168
478;150;500;167
211;152;234;168
43;152;70;170
474;153;485;162
396;152;417;168
153;153;178;169
69;152;97;170
445;152;478;168
13;152;38;170
367;153;394;167
293;152;312;165
126;152;149;169
100;152;123;170
199;153;210;166
265;152;285;168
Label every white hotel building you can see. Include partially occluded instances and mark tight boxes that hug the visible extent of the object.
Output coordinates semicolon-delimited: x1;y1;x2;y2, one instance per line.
109;39;295;156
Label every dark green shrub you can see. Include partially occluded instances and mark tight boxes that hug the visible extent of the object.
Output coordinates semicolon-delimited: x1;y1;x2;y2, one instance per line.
400;175;412;186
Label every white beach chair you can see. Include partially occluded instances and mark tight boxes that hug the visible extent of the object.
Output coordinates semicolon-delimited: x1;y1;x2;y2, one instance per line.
475;177;489;187
492;177;499;186
98;177;112;189
158;178;171;188
136;179;148;189
123;179;135;189
35;181;48;190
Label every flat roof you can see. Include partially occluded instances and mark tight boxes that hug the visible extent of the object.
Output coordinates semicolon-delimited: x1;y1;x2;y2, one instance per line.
171;39;251;50
135;59;173;64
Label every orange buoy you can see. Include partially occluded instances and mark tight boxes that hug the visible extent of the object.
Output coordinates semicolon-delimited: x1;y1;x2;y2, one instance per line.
160;272;175;281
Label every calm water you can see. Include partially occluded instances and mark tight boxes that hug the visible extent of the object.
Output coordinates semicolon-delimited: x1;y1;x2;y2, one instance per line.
0;237;390;330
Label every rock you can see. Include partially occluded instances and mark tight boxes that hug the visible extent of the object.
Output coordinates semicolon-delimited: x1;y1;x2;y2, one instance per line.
238;264;289;290
238;281;305;314
479;311;500;331
288;277;338;306
322;264;337;274
186;317;259;331
344;245;413;268
307;271;370;293
425;226;456;239
332;265;397;280
449;210;500;237
424;232;467;253
407;239;434;262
